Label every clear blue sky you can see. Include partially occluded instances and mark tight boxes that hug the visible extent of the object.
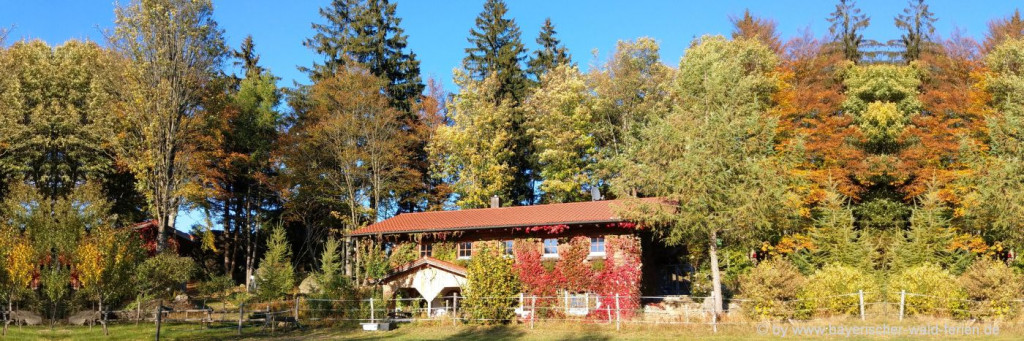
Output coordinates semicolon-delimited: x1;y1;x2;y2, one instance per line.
1;0;1019;230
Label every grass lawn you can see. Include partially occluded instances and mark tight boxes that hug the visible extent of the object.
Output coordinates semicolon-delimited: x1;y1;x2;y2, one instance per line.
2;319;1022;340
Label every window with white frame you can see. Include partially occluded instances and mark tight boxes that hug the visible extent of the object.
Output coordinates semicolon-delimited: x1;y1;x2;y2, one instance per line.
458;242;473;259
420;243;432;258
590;236;606;256
503;240;514;257
543;238;558;257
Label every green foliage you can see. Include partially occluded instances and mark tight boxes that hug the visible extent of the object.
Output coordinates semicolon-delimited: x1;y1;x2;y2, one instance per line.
797;264;875;318
808;189;870;269
464;243;521;324
387;242;418;268
463;0;529;102
526;18;572;82
827;0;870;62
888;263;967;317
303;0;424;108
255;226;295;300
135;254;196;298
959;259;1024;319
739;260;806;320
525;64;596;203
432;242;457;262
197;275;236;300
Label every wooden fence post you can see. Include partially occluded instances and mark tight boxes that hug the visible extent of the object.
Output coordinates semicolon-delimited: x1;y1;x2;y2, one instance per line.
899;290;906;321
154;300;162;341
530;295;536;330
369;297;375;323
294;296;300;322
237;303;244;335
859;290;865;321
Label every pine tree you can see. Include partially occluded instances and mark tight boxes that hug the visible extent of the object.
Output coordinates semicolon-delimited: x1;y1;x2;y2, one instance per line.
459;0;535;205
256;225;295;300
894;0;937;61
463;0;530;103
233;35;265;79
304;0;424;109
826;0;870;62
526;18;572;82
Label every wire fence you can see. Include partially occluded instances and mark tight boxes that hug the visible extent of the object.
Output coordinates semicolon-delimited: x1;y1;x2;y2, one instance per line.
5;290;1024;338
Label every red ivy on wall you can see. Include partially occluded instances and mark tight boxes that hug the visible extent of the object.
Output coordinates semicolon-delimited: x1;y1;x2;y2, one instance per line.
512;235;642;320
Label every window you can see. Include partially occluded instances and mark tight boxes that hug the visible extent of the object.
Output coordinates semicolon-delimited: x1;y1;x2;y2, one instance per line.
458;242;473;259
419;243;432;258
590;237;606;256
543;238;558;257
503;240;514;257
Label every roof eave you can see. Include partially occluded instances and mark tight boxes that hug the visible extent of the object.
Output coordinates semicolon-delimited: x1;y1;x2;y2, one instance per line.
348;218;628;237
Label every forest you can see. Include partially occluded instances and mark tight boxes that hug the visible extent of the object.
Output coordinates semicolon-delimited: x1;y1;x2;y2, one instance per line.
1;0;1023;325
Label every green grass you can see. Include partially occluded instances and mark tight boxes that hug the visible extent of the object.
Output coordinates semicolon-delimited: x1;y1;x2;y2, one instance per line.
1;319;1022;340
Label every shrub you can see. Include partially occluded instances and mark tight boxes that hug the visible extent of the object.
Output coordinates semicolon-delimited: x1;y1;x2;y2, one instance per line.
135;253;196;298
797;264;874;318
739;260;805;320
959;259;1024;319
888;263;967;317
464;243;521;324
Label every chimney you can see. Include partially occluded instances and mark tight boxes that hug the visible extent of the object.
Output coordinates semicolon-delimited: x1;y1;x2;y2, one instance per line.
591;187;602;201
490;195;500;208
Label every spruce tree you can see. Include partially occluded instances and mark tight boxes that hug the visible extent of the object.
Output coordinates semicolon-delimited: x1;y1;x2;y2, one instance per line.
894;0;937;61
526;18;572;83
463;0;529;103
255;226;295;300
826;0;870;62
304;0;424;109
461;0;535;205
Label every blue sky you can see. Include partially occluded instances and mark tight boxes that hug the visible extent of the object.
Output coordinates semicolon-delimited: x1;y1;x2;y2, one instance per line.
1;0;1019;230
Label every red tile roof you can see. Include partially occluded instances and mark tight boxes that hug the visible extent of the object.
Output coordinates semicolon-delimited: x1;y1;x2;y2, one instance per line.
381;257;468;282
349;198;661;236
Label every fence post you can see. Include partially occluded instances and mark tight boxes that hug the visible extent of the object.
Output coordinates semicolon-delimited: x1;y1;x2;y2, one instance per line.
237;303;244;335
615;294;621;331
453;294;459;323
530;295;536;330
154;300;162;341
136;294;142;326
369;297;375;323
859;290;865;321
899;290;905;321
294;296;300;322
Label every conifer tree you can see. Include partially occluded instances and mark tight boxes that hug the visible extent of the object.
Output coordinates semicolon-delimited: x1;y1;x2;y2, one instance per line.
526;18;572;82
256;225;295;300
463;0;530;103
304;0;424;109
827;0;870;62
894;0;937;61
459;0;535;205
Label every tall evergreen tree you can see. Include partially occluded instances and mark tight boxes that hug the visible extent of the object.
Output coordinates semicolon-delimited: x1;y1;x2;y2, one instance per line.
233;35;265;79
303;0;423;109
894;0;937;61
827;0;870;62
730;9;782;54
459;0;535;205
526;18;572;82
463;0;530;103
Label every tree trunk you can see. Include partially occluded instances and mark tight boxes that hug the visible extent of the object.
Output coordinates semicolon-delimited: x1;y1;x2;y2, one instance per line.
223;194;234;274
708;229;723;316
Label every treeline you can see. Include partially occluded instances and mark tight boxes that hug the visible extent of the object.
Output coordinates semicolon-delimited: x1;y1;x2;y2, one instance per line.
1;0;1023;322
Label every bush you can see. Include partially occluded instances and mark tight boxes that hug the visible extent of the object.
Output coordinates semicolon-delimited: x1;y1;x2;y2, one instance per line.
889;263;967;317
135;253;196;298
959;259;1024;319
797;264;874;318
464;243;521;324
739;260;805;320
